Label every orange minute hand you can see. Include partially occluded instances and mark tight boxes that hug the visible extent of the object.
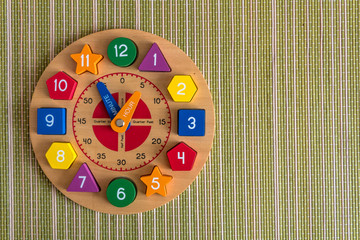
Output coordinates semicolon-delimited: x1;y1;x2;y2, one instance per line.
110;91;142;133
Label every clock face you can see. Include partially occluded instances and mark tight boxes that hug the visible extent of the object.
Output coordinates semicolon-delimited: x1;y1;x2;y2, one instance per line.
29;29;214;214
73;72;171;171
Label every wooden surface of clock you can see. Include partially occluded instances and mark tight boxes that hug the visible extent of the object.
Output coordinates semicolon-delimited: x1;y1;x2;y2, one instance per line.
29;29;215;214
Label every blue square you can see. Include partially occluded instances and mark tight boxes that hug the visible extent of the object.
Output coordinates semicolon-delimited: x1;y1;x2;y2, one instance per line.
178;109;205;136
37;108;66;135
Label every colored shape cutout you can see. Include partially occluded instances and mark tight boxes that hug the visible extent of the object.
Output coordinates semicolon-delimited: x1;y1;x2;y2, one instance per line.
138;43;171;72
178;109;205;136
37;108;66;135
46;71;78;100
167;142;197;171
67;163;100;192
167;75;197;102
107;38;137;67
45;142;77;169
70;44;103;75
106;178;137;207
140;166;173;197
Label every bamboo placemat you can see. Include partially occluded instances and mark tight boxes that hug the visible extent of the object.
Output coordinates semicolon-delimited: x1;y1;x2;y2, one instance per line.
1;1;359;239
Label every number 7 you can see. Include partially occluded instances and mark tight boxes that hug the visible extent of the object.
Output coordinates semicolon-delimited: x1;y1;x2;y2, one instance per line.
78;176;86;188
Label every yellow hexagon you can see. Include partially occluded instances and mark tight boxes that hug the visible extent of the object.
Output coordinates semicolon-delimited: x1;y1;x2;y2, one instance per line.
45;142;77;169
167;75;198;102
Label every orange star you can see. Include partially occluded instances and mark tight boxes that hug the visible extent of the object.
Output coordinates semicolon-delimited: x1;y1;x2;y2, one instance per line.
140;166;173;197
70;44;103;75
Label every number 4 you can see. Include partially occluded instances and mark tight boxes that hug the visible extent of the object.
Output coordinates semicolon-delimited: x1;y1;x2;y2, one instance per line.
178;152;185;164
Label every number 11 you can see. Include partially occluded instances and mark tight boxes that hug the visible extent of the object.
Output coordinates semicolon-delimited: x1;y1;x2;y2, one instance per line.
81;54;89;67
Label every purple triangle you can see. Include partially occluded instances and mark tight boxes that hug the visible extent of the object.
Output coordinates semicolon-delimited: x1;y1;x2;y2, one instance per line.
138;43;171;72
67;163;100;192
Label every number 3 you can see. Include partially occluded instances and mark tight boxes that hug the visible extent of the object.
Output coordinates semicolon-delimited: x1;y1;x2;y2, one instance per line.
188;117;196;129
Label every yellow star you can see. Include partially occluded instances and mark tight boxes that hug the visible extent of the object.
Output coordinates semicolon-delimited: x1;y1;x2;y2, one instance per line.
140;166;173;197
70;44;103;75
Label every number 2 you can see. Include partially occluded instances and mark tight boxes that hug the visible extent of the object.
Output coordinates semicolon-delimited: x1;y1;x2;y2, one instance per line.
177;82;186;95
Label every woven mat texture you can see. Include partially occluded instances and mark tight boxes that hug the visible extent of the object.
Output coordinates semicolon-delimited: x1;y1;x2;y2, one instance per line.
1;1;359;239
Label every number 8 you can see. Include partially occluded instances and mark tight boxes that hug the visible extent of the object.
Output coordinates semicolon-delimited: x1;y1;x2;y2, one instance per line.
56;150;65;162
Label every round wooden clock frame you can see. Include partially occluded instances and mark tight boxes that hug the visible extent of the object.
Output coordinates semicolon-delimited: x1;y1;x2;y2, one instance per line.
30;29;215;214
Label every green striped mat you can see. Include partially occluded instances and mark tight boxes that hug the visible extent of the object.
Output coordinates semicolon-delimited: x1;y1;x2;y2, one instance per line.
1;0;359;239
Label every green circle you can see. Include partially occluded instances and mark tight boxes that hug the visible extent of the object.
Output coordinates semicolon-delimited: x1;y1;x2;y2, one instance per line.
107;37;137;67
106;178;137;208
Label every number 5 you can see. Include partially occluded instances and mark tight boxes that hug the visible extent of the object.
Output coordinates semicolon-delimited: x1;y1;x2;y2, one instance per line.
151;177;160;190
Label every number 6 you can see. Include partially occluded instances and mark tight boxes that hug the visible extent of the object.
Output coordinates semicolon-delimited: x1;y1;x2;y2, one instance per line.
117;188;126;200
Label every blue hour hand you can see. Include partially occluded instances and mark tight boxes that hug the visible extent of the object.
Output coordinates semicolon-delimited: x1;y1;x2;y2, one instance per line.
96;82;121;120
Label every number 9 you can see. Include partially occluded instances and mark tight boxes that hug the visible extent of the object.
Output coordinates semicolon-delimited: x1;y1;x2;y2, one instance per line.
45;114;54;127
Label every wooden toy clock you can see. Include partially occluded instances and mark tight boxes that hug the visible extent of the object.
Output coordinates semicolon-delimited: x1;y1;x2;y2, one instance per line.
30;29;214;214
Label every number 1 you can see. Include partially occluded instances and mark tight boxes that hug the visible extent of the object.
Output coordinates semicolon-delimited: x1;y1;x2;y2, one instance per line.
153;53;157;66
